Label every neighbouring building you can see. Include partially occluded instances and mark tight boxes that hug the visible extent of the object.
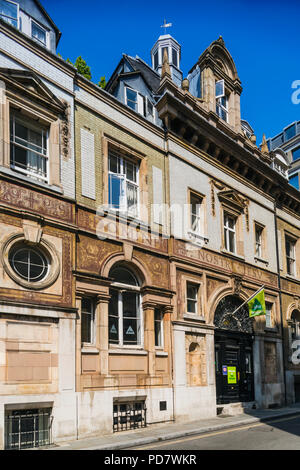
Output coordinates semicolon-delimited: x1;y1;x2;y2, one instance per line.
267;121;300;191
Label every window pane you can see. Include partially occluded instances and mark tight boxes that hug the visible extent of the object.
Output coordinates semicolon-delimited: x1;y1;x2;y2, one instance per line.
292;147;300;161
81;312;91;343
289;174;299;190
126;182;138;215
284;124;296;141
155;310;162;347
172;48;178;67
32;22;46;44
154;51;158;69
187;299;197;313
126;88;137;111
215;80;225;98
125;160;136;182
109;153;120;174
228;230;235;252
123;318;138;344
0;0;18;27
123;291;138;318
109;290;119;343
108;174;123;208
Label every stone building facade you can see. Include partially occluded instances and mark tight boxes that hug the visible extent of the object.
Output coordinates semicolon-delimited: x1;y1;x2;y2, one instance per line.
0;0;300;450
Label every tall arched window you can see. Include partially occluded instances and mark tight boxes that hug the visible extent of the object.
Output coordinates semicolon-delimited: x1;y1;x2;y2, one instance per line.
108;265;142;346
290;310;300;342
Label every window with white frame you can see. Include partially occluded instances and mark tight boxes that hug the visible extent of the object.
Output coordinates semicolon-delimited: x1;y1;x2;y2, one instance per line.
190;193;202;234
265;302;273;328
31;20;47;46
108;150;139;217
186;282;199;314
224;213;236;253
286;236;296;276
81;297;95;344
109;266;142;347
291;310;300;342
215;79;228;122
0;0;19;28
255;224;264;258
10;112;48;182
154;308;164;347
125;87;145;115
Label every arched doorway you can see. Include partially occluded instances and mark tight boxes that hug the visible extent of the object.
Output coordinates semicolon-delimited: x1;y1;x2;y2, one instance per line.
214;295;254;404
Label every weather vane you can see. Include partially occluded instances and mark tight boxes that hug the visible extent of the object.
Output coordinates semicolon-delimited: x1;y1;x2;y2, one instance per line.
161;19;172;35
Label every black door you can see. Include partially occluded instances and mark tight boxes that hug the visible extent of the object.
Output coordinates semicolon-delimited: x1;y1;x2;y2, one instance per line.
215;331;254;404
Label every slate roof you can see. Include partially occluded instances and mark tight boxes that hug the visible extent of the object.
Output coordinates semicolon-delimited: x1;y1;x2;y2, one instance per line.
124;55;161;94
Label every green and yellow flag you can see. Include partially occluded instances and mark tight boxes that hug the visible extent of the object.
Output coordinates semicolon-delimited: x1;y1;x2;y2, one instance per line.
248;289;266;317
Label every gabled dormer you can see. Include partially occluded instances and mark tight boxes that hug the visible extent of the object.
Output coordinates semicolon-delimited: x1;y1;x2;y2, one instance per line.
105;54;161;126
188;36;242;134
0;0;61;53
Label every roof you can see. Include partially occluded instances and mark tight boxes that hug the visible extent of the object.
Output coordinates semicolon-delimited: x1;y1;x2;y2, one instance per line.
106;54;161;95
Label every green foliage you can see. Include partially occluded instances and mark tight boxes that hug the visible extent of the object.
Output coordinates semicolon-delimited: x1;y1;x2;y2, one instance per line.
98;76;107;89
74;56;92;81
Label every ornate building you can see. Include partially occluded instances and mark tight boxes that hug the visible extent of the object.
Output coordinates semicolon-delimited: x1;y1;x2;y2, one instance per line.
0;0;300;450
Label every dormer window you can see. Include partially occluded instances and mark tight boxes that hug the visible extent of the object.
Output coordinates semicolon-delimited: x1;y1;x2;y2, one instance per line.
31;20;47;46
125;87;145;115
215;80;228;122
0;0;19;28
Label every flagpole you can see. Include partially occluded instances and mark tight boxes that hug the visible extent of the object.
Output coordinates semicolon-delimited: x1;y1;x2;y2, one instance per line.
230;285;265;317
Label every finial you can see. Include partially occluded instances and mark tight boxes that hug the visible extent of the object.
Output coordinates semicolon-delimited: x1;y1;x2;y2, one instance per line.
161;48;171;78
217;35;225;46
260;134;269;154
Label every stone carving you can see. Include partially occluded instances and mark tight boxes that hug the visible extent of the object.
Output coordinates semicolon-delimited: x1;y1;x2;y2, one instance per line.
0;181;74;223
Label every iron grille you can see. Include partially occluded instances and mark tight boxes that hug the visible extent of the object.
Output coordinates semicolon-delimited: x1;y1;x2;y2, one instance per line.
5;408;52;450
113;401;146;432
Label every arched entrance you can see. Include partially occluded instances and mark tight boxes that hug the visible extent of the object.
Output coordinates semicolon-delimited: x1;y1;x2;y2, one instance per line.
214;295;254;404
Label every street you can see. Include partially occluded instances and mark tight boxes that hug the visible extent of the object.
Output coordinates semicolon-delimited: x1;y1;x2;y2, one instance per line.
129;415;300;450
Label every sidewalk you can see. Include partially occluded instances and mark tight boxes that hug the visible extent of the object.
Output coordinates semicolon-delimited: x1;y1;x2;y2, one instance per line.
48;403;300;450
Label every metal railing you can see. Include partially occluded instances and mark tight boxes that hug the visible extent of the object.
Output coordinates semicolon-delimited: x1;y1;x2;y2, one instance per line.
113;401;146;432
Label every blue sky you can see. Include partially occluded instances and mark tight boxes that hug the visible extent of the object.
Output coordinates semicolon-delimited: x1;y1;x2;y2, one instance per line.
43;0;300;144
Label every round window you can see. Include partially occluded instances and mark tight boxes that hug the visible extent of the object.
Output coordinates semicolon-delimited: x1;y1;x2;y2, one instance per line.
9;244;49;283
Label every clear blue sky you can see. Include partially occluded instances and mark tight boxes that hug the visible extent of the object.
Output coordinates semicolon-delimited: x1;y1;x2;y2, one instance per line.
43;0;300;145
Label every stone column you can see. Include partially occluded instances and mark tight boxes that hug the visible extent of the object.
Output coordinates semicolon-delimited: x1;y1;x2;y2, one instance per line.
143;302;156;376
97;293;110;376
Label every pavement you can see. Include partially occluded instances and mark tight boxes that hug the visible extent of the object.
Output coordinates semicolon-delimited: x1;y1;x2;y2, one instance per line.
47;402;300;450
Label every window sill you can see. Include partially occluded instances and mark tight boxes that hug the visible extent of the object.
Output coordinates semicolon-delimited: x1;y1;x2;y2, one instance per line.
220;249;244;261
109;347;147;355
254;257;269;266
1;166;63;194
184;313;206;323
81;346;99;354
101;207;149;228
285;274;299;281
155;350;168;357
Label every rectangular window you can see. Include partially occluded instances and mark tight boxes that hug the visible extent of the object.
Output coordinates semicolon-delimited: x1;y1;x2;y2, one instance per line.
289;174;299;190
125;87;145;116
216;95;228;122
153;51;158;69
32;20;46;45
108;150;139;216
265;302;273;328
284;124;296;142
255;224;264;258
186;282;198;314
10;113;48;182
292;147;300;161
190;193;202;234
172;48;178;67
81;298;95;344
0;0;18;28
286;237;296;276
5;408;52;450
154;309;163;347
109;288;141;347
224;213;236;253
215;79;225;99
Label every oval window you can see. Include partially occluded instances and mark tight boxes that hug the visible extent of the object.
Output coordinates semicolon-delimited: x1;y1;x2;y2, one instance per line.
9;244;49;283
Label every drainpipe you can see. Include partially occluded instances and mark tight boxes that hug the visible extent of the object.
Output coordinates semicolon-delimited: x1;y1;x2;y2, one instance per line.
274;199;287;406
